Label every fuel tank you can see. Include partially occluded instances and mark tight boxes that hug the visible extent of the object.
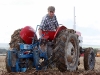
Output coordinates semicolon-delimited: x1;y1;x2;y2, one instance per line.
20;26;37;44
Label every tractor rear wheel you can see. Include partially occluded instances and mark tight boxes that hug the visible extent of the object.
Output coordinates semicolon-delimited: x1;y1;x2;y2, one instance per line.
9;29;24;50
53;29;79;72
9;28;36;71
84;48;95;70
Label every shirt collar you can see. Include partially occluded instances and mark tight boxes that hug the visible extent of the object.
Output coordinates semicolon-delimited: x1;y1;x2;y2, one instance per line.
47;14;55;19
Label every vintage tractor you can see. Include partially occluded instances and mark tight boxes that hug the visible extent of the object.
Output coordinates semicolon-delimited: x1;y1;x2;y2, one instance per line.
5;25;95;72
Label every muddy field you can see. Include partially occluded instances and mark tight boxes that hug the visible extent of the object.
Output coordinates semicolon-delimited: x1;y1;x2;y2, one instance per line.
0;56;100;75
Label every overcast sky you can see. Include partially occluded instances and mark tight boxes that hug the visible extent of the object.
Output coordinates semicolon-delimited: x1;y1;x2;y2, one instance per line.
0;0;100;45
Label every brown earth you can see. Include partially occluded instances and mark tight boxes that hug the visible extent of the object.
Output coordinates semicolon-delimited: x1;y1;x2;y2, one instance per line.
0;56;100;75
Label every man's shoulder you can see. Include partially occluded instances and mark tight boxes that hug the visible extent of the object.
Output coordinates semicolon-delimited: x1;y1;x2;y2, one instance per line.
42;14;48;20
54;14;57;18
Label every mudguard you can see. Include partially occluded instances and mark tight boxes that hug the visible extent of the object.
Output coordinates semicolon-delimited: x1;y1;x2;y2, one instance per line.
54;26;67;39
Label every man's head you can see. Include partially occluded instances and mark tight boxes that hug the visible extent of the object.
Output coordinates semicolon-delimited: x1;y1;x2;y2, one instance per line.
47;6;55;17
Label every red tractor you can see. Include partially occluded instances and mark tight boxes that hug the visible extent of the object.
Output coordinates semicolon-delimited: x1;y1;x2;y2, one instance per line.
7;24;95;72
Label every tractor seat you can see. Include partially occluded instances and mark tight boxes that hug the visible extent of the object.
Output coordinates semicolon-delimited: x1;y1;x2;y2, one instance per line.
41;31;56;40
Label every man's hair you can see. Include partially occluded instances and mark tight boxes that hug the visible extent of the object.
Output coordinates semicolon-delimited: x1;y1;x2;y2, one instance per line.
48;6;55;12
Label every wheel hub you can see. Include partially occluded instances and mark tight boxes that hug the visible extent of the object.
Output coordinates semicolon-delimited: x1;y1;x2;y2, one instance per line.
65;40;78;71
89;53;95;69
65;42;76;64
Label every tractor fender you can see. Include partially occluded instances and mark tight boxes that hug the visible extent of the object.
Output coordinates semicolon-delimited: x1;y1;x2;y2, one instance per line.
54;26;67;39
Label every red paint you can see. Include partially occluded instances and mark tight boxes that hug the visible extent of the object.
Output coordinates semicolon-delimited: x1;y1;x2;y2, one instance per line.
41;31;56;40
20;25;81;44
41;26;67;40
20;26;37;44
80;53;84;57
54;26;67;39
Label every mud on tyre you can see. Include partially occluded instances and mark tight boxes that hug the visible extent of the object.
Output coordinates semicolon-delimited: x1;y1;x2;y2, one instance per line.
53;29;79;72
9;29;24;50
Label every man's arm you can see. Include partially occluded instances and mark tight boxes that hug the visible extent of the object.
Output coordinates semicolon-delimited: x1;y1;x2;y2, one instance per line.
39;16;46;30
38;16;46;36
54;16;59;29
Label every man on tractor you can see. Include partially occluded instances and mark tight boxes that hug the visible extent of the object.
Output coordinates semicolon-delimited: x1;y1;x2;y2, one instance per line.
38;6;59;36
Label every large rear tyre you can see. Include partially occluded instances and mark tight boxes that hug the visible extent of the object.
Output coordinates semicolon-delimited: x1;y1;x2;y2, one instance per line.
9;29;24;50
53;29;79;72
9;29;34;71
84;48;95;70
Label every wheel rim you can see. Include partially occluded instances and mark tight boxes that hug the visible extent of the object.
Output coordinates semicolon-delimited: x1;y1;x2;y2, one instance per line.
88;52;95;69
65;38;78;70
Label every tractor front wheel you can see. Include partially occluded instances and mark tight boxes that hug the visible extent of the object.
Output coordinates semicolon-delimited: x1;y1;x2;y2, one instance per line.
84;48;95;70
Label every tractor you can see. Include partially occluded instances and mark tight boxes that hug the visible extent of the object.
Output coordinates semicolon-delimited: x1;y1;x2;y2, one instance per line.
5;25;95;72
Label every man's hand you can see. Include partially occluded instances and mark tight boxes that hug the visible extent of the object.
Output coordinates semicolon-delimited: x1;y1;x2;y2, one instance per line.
38;29;42;37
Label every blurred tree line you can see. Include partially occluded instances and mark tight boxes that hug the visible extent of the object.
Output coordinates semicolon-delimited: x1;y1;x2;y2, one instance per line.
94;48;100;55
0;48;7;54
